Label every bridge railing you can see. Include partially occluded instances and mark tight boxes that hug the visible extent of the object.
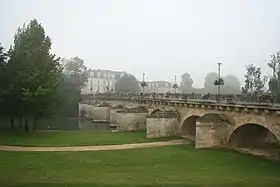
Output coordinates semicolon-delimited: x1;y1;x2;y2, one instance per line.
81;93;278;107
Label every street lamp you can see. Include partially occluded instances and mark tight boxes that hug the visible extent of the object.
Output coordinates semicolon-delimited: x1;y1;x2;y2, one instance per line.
106;79;110;93
173;76;178;94
140;73;147;95
214;62;224;102
90;78;93;93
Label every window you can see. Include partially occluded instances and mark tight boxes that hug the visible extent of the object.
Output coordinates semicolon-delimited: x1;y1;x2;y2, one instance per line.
165;83;168;87
120;73;124;77
103;73;106;78
97;72;101;77
156;83;159;87
90;72;94;77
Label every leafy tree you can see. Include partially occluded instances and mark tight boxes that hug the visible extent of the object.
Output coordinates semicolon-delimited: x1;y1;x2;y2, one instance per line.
267;51;280;101
0;43;8;116
115;74;140;93
62;57;88;90
7;19;62;132
204;72;218;93
59;57;88;117
242;64;265;94
221;75;241;94
55;75;81;117
181;72;193;92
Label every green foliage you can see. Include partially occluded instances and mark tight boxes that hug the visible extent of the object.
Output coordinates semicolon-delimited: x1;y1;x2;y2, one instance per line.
115;74;140;93
242;64;266;94
204;72;218;93
214;77;224;86
181;72;193;92
58;57;88;117
221;75;241;94
62;57;88;89
267;51;280;101
0;19;63;131
0;43;8;111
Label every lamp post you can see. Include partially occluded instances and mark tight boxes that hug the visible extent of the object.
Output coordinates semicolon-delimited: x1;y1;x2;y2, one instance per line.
141;73;146;95
217;62;222;102
106;79;110;92
90;78;93;94
173;76;178;94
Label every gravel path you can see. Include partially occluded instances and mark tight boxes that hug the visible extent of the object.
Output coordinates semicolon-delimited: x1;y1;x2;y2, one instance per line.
0;139;184;152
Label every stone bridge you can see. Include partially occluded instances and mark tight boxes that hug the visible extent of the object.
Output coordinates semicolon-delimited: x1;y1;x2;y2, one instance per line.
81;97;280;149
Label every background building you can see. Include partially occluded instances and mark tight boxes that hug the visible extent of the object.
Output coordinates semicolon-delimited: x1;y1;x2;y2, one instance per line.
82;69;126;94
140;81;174;93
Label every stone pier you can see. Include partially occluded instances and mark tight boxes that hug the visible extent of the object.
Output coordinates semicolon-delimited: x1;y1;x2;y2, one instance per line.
146;110;180;138
116;106;148;131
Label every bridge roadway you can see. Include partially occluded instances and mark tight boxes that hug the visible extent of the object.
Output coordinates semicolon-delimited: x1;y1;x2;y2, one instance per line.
82;95;280;149
85;96;280;109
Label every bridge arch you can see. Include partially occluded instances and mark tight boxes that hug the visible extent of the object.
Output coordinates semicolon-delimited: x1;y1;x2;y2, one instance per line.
180;115;200;140
179;112;232;140
228;123;280;148
149;108;162;116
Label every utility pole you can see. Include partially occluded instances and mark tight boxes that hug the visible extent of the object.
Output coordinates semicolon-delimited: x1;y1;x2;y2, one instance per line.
217;62;222;103
142;73;145;94
174;76;177;94
90;78;93;93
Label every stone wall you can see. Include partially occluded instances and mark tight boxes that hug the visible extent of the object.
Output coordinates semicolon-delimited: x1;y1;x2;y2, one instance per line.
92;106;110;122
146;118;178;138
116;112;147;131
195;116;231;148
78;103;110;122
79;103;95;119
110;109;121;125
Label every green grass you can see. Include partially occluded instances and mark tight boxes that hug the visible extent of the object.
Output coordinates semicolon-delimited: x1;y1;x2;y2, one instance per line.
0;145;280;187
0;130;181;147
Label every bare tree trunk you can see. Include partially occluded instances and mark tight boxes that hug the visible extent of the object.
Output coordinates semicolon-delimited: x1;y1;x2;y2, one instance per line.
19;116;23;129
10;117;14;129
24;118;28;132
32;118;37;133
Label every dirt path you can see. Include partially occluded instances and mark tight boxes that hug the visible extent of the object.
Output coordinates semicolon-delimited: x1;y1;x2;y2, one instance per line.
0;140;184;152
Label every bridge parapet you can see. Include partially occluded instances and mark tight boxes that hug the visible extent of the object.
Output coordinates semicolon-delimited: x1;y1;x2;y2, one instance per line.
85;97;280;116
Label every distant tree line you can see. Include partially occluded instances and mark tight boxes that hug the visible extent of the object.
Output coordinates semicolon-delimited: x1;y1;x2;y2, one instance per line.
0;19;88;132
180;72;241;94
241;52;280;102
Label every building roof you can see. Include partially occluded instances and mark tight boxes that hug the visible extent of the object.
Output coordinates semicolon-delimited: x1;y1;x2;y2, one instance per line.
138;81;173;88
88;69;128;79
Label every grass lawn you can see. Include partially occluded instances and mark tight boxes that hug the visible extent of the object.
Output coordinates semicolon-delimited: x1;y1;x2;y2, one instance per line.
0;145;280;187
0;130;181;147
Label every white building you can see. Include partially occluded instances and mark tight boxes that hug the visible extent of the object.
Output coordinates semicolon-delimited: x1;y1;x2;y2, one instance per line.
140;81;174;93
82;69;127;94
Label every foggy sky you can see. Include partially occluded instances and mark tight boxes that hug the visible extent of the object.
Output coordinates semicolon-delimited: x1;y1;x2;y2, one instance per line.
1;0;280;87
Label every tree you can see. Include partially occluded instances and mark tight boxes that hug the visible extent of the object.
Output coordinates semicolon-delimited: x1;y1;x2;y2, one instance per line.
0;43;8;116
204;72;218;93
7;19;62;132
181;72;193;92
267;51;280;101
62;57;88;90
115;74;140;93
221;75;241;94
242;64;266;94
